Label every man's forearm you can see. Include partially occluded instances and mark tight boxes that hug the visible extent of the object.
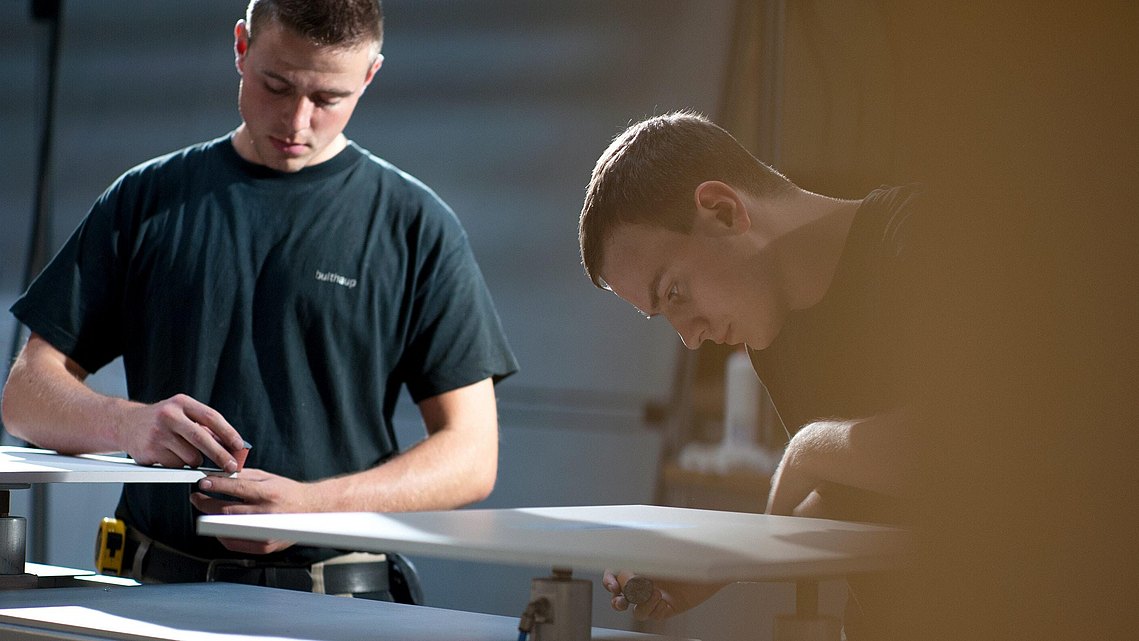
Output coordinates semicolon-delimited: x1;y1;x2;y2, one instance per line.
313;425;497;512
311;378;502;512
6;334;245;470
767;410;919;516
2;345;131;454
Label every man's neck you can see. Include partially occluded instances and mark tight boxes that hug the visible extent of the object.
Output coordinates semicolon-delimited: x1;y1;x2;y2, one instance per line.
769;191;861;310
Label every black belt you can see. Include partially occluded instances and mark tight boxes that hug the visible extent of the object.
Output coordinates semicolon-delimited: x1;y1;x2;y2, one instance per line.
121;528;393;599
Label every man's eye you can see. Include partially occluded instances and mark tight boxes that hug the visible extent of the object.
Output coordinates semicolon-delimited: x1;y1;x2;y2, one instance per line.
667;284;679;302
266;84;288;95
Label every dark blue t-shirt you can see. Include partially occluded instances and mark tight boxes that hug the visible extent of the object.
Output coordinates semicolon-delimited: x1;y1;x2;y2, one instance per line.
10;135;517;559
748;184;927;434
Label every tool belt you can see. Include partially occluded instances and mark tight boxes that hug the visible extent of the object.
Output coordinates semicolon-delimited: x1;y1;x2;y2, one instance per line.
117;524;406;601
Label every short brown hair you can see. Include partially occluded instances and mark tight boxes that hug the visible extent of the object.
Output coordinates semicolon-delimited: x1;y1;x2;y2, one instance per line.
579;111;793;288
247;0;383;53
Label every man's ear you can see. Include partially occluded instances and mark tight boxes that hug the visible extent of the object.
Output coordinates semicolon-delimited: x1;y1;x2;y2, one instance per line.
234;19;250;75
362;54;384;90
693;181;751;236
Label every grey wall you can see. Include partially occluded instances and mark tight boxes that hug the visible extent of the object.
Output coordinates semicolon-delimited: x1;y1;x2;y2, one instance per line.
1;0;755;636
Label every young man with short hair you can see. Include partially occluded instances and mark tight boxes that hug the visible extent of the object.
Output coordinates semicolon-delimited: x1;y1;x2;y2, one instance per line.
3;0;516;602
580;111;944;635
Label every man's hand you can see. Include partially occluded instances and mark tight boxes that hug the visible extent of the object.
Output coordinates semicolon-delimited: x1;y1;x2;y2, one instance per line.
601;569;724;621
189;468;321;554
119;394;246;473
2;333;246;473
191;468;323;514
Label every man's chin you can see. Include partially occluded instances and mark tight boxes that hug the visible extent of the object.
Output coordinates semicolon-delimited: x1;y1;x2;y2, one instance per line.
263;155;310;173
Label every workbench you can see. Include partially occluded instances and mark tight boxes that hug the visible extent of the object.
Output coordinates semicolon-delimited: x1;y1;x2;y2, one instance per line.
199;505;909;640
1;446;209;589
0;581;683;640
0;448;687;640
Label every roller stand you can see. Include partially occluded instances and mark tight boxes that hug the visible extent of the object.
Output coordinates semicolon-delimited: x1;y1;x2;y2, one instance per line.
0;485;37;590
520;567;592;641
773;580;841;641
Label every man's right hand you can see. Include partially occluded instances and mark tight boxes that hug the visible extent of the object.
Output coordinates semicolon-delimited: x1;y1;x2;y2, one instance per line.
2;333;245;473
601;569;725;621
119;394;245;473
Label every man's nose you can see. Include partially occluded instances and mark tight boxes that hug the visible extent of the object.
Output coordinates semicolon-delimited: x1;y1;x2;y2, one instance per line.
285;97;314;132
668;313;704;350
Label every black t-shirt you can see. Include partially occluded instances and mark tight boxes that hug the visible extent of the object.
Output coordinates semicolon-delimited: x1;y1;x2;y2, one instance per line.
10;134;517;560
748;184;937;637
748;184;928;435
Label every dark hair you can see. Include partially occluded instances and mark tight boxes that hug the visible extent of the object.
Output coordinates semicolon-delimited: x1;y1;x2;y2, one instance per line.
579;111;794;288
247;0;383;53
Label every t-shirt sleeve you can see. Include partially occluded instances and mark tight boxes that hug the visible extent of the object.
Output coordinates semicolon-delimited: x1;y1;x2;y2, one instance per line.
9;183;130;374
397;219;518;403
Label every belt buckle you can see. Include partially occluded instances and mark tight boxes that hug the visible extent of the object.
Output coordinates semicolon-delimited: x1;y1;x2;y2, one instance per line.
205;557;258;582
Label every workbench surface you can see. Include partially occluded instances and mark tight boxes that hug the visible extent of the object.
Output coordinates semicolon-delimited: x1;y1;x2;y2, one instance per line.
0;446;208;484
0;582;686;641
199;504;907;583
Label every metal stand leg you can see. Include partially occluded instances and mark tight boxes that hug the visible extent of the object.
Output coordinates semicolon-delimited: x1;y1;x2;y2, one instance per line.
528;567;592;641
772;580;841;641
0;486;38;590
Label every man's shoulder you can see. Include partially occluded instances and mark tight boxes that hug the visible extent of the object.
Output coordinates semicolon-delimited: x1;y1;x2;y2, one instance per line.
88;135;234;211
348;143;442;197
852;183;930;259
861;184;924;219
118;134;233;183
348;142;462;227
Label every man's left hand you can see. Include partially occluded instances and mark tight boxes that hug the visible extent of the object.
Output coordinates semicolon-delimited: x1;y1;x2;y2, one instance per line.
190;468;319;554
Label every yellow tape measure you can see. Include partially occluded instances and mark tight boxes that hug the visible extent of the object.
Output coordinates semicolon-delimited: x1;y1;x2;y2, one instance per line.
94;517;127;575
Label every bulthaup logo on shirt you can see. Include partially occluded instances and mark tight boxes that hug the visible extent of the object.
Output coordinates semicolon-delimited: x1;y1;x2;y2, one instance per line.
315;270;358;289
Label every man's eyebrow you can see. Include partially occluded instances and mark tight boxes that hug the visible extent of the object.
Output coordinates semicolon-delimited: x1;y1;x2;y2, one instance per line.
263;70;355;97
263;70;293;86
